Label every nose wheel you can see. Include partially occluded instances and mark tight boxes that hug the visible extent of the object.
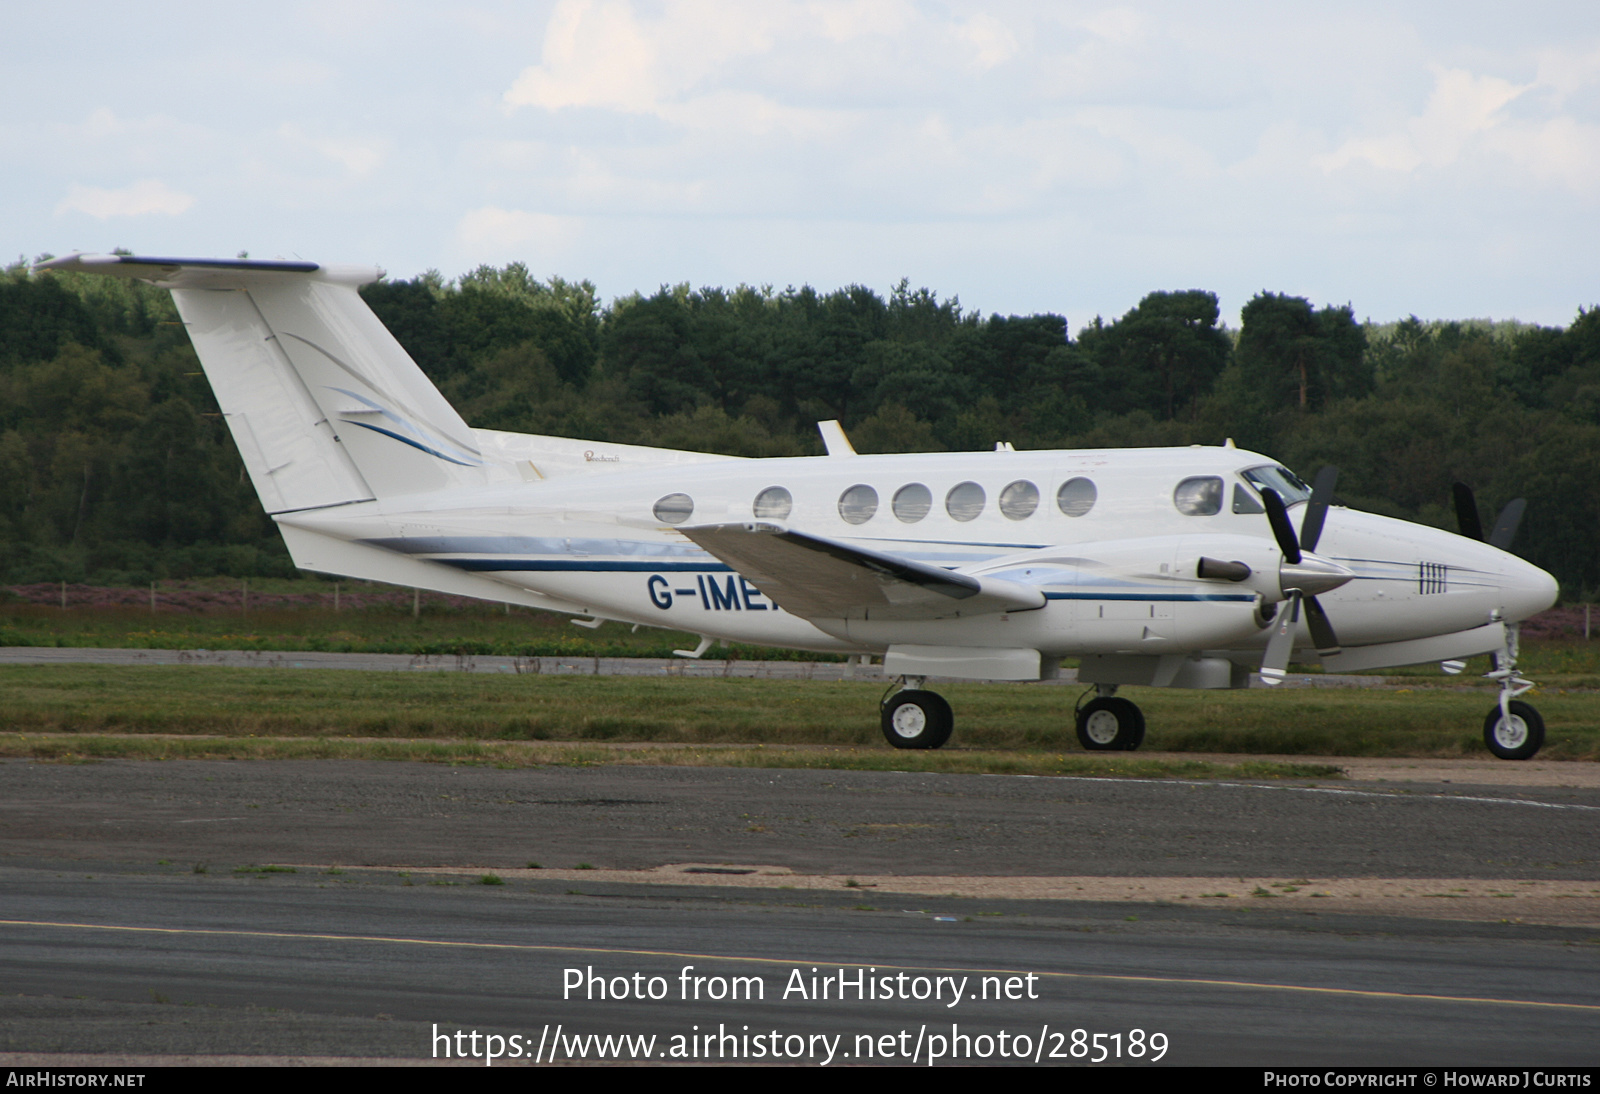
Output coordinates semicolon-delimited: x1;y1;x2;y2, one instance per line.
1075;695;1146;751
1484;700;1544;761
881;687;953;750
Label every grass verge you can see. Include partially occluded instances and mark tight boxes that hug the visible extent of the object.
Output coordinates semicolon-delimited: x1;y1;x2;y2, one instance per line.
1;663;1598;759
0;588;831;661
0;733;1343;780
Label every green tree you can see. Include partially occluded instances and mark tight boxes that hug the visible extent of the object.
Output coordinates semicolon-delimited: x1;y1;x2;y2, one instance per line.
1076;291;1231;419
0;273;105;367
1235;293;1369;411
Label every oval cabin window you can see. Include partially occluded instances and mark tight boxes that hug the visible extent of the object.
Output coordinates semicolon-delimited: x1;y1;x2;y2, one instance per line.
1056;477;1097;517
838;484;878;524
945;481;986;522
998;480;1039;520
653;492;695;525
892;483;932;523
752;485;793;520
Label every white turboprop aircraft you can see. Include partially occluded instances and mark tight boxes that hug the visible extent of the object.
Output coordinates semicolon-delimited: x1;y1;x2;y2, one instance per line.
37;254;1561;758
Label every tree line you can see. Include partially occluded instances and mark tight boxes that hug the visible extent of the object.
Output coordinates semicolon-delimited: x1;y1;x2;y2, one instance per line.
3;256;1598;596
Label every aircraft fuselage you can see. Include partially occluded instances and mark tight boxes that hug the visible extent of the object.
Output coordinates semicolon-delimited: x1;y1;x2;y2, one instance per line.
279;443;1556;665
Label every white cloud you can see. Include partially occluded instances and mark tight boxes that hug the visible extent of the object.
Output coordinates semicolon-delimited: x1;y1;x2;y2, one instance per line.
1413;68;1529;162
1532;43;1600;103
1315;63;1600;196
456;206;583;255
503;0;799;116
806;0;915;43
55;179;195;219
1485;115;1600;193
505;0;663;113
1076;7;1148;45
276;123;388;175
954;13;1019;71
504;0;984;121
1319;67;1533;173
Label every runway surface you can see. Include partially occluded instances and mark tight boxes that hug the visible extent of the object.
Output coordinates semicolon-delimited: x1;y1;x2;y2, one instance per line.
1;759;1597;1066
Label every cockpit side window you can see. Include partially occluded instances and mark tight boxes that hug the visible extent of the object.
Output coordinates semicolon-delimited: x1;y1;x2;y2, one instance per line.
1240;465;1312;505
1232;483;1265;515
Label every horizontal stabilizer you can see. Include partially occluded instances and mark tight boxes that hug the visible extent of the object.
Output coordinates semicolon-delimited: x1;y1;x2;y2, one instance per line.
33;252;376;288
276;523;592;614
680;523;1045;621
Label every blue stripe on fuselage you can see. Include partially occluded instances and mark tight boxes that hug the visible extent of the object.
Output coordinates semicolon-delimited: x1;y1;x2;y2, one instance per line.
440;559;734;573
1041;591;1256;602
432;556;1256;599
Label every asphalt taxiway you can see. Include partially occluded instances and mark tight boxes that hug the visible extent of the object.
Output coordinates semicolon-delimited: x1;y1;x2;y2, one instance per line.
1;758;1597;1065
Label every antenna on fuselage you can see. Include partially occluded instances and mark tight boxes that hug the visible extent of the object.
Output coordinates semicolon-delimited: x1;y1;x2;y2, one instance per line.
818;420;856;457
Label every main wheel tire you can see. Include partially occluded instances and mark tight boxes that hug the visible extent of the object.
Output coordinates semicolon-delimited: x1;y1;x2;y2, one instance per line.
1076;697;1146;751
881;690;953;750
1484;700;1544;761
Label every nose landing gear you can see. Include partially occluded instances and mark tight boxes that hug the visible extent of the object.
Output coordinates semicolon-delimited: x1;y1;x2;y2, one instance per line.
1485;625;1543;760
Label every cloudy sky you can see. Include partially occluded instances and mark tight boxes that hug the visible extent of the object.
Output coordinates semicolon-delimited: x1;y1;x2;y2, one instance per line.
7;1;1598;328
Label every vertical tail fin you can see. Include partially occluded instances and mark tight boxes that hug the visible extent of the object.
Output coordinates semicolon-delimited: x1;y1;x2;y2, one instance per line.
34;254;488;512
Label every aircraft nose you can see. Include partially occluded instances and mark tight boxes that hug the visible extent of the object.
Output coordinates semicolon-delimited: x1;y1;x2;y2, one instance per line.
1501;555;1559;622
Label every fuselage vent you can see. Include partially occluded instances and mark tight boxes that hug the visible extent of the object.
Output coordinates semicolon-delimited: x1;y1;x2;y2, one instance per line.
1419;561;1448;595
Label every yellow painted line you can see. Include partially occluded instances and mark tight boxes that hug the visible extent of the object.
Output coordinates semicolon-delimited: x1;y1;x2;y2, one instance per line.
3;919;1597;1013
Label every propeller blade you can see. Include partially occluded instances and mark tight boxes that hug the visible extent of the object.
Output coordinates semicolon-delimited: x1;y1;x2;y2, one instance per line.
1488;498;1526;551
1259;591;1301;686
1304;595;1341;656
1452;482;1484;542
1260;488;1301;565
1299;466;1338;553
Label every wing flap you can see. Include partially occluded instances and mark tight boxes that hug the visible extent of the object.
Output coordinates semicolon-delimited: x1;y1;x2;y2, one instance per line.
680;523;1045;621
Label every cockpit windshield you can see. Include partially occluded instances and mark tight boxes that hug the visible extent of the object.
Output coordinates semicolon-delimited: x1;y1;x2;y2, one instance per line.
1241;465;1312;505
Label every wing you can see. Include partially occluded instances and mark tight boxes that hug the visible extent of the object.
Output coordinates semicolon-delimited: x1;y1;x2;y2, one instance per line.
680;523;1045;621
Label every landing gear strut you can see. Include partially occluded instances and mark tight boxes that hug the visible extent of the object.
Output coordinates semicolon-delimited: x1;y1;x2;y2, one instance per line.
880;676;953;750
1075;684;1146;751
1484;625;1543;760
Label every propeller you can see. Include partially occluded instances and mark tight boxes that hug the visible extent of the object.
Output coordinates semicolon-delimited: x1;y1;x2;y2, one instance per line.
1258;469;1353;685
1452;482;1527;551
1301;465;1339;552
1489;499;1527;551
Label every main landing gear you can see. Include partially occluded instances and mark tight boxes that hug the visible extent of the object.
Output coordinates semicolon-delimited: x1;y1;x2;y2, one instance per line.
1484;625;1544;760
880;677;953;750
880;679;1152;752
1074;685;1146;751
